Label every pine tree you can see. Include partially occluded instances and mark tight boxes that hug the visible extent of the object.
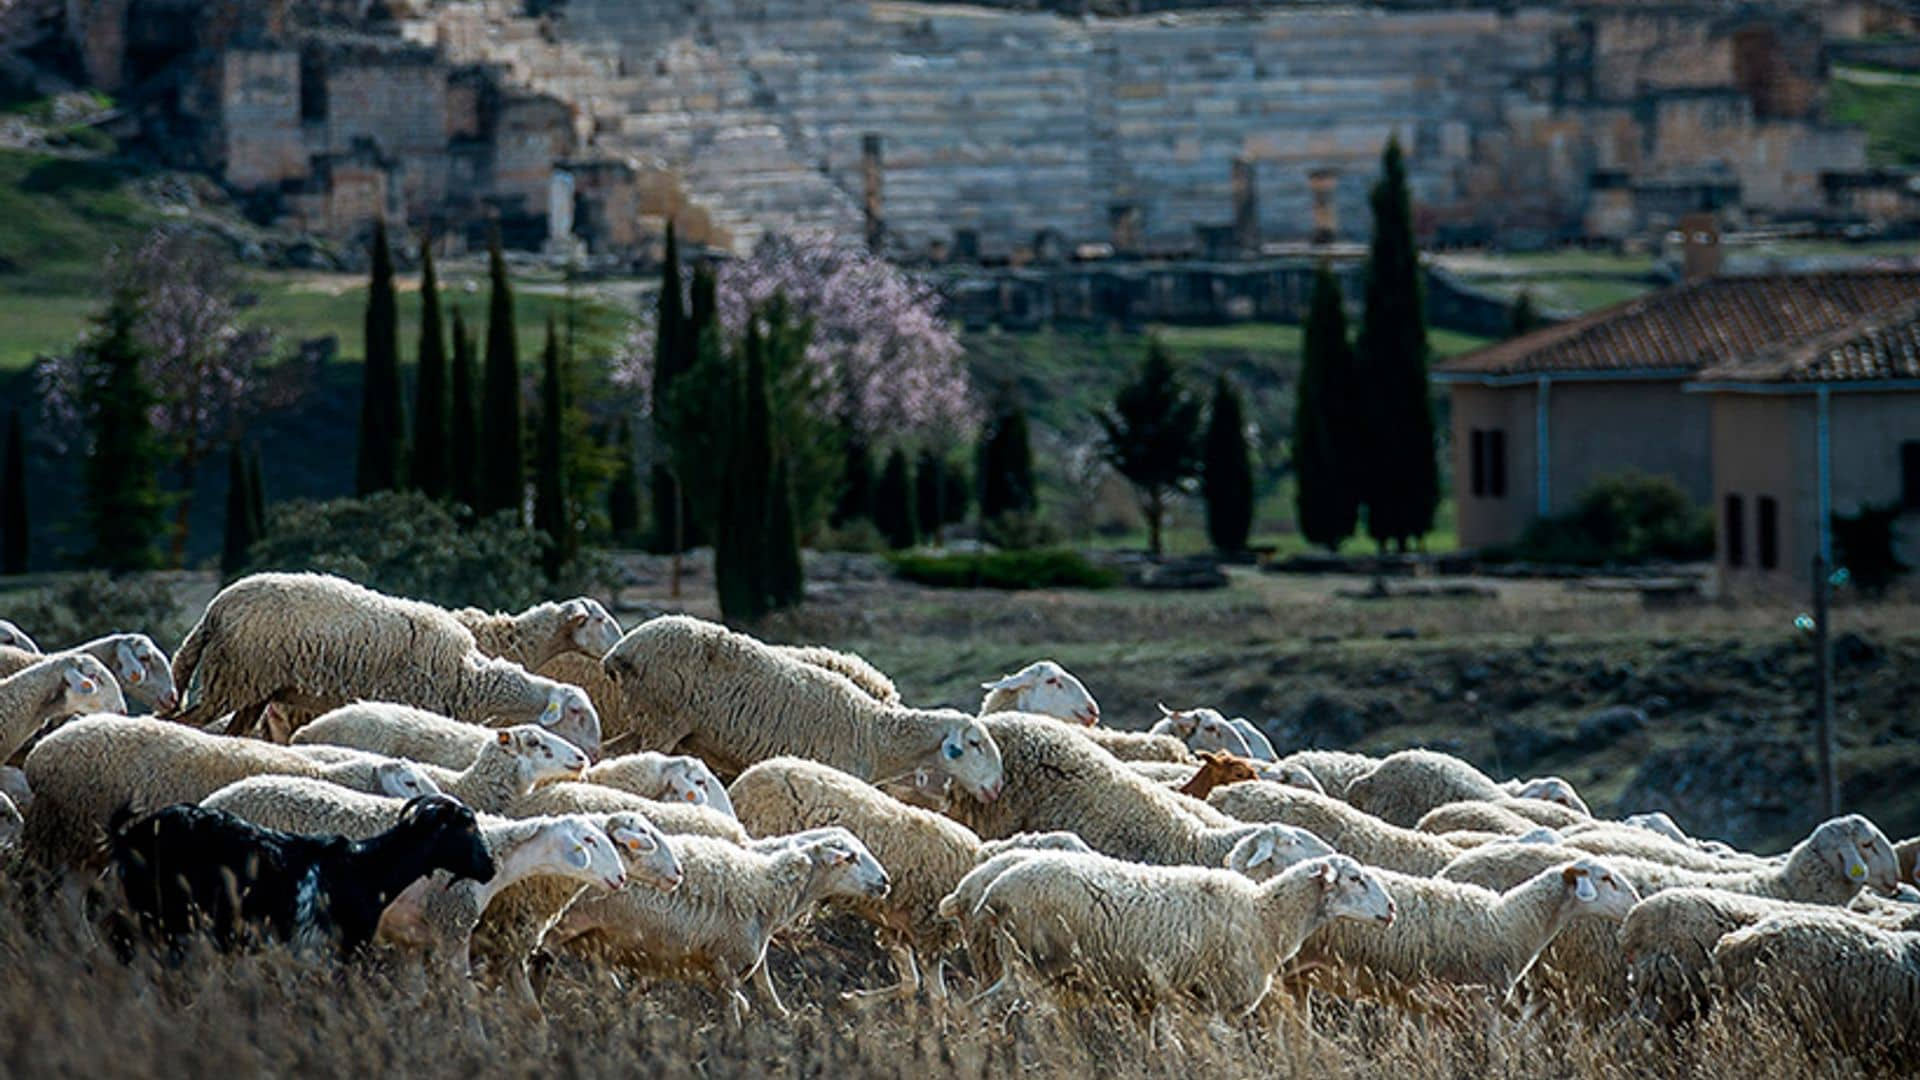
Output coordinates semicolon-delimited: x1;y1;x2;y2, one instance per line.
1201;374;1255;555
533;319;573;582
942;458;970;527
977;394;1035;523
412;233;450;498
247;445;266;540
449;308;480;513
1293;263;1360;552
221;442;255;579
2;408;28;575
608;415;642;545
479;231;524;522
1354;136;1438;550
874;447;917;550
650;223;689;554
1096;339;1202;557
80;289;166;572
356;217;407;496
1508;289;1541;338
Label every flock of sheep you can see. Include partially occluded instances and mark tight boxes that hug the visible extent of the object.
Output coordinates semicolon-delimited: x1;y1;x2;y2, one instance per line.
0;570;1915;1057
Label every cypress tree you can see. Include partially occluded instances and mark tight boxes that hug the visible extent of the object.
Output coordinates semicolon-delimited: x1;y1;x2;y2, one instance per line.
766;456;805;610
221;442;255;579
915;449;945;545
608;415;642;545
1354;137;1438;550
1508;289;1541;338
2;408;28;574
479;231;524;522
356;217;406;496
412;234;450;498
833;438;875;527
247;445;266;540
650;223;688;554
716;320;775;622
80;289;165;572
1096;339;1202;558
1201;373;1255;555
533;319;573;582
874;447;917;550
449;308;480;513
977;395;1035;523
942;458;970;527
1293;264;1361;552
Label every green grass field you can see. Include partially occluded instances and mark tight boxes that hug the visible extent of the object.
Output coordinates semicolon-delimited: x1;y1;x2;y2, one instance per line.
1831;65;1920;166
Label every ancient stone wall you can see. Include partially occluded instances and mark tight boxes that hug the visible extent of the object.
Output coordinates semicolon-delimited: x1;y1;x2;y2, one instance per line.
220;49;307;187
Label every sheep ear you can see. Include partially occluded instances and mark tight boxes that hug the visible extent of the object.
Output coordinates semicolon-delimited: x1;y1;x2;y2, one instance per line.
1157;702;1174;718
981;672;1023;691
1564;866;1597;902
496;730;513;747
565;843;591;869
116;641;141;678
1246;833;1275;869
1316;861;1338;887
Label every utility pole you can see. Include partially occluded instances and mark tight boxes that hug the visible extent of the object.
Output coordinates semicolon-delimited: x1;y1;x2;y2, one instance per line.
1812;554;1838;817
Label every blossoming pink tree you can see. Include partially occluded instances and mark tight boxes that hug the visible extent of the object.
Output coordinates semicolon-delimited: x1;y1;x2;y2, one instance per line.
38;229;293;564
618;234;976;448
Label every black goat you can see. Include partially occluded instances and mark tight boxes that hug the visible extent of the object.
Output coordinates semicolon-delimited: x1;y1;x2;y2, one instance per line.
106;794;495;958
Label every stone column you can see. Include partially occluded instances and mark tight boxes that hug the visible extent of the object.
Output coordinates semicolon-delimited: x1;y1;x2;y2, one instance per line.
1309;168;1339;245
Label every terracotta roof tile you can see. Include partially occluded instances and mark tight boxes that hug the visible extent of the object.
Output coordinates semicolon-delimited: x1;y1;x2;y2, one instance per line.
1436;270;1920;378
1699;300;1920;384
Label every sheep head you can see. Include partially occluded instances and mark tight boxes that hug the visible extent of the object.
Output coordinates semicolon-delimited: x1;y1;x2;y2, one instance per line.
537;684;602;762
395;794;496;885
1511;776;1590;816
601;811;683;892
801;827;890;901
1305;855;1395;928
373;760;442;800
105;634;176;713
58;655;126;719
493;725;591;790
561;598;623;657
925;712;1004;803
0;620;37;654
981;660;1099;726
1225;824;1338;883
1179;750;1259;799
1157;706;1249;757
1812;814;1901;897
1558;859;1639;920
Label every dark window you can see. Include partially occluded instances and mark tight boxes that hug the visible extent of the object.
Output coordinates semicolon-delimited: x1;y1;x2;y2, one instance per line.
1904;442;1920;511
1757;496;1779;571
1470;430;1487;497
1725;494;1745;568
1488;430;1508;498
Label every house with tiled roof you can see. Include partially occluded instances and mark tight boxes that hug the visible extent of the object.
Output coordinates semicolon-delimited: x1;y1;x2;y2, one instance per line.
1434;267;1920;586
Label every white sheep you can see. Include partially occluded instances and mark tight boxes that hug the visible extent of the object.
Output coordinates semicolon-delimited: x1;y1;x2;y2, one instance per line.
1148;705;1253;758
1127;757;1320;797
1275;749;1382;799
583;752;734;820
453;597;623;671
397;727;589;813
728;756;1117;1002
1207;779;1467;876
21;715;522;869
0;652;125;760
948;713;1285;868
547;827;890;1024
599;615;1002;798
165;572;600;749
776;644;901;705
1711;911;1920;1061
971;852;1395;1019
1417;797;1589;835
291;699;602;780
1559;821;1767;872
469;778;748;1008
1076;726;1196;764
1439;815;1901;1010
1500;776;1591;817
0;620;38;654
978;660;1099;726
1348;749;1580;828
0;633;174;713
1281;858;1639;1011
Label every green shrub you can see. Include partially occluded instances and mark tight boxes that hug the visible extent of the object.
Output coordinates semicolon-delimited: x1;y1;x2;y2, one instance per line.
246;491;552;611
888;548;1119;590
1496;472;1713;566
1832;503;1909;594
5;572;190;650
981;511;1062;552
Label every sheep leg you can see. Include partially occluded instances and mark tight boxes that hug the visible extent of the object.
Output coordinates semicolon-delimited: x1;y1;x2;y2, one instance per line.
223;702;268;740
263;703;294;745
750;960;791;1019
845;942;921;1004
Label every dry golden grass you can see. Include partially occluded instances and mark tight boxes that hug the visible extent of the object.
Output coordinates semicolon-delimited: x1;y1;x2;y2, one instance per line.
0;870;1900;1079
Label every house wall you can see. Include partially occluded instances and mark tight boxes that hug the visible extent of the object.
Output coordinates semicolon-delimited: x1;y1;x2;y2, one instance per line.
1832;391;1920;579
220;49;307;189
1547;379;1714;513
1450;382;1538;550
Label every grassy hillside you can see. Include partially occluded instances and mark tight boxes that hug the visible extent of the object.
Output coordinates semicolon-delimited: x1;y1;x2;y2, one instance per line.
1830;65;1920;166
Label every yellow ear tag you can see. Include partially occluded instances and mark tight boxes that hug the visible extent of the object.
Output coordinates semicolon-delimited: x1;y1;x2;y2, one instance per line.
1849;862;1867;880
